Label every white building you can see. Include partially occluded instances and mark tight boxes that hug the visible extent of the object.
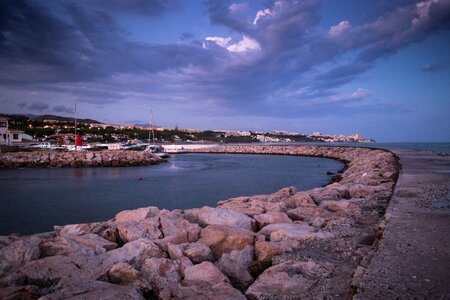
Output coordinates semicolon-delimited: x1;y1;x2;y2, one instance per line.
0;117;32;145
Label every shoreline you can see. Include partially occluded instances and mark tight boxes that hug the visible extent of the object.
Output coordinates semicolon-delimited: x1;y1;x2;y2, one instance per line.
0;145;400;299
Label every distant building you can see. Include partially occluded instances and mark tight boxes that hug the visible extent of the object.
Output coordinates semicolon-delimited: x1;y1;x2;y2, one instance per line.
0;117;32;145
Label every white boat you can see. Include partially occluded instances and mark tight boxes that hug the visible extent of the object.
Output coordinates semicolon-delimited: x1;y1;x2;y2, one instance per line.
145;144;169;158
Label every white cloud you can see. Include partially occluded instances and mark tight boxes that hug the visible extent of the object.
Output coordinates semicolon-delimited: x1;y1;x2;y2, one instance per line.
253;8;272;24
227;36;261;53
351;88;370;98
205;36;232;47
329;20;351;36
204;35;261;53
413;0;438;25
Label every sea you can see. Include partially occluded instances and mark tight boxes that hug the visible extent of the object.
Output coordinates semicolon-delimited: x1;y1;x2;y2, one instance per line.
0;153;343;235
1;142;448;236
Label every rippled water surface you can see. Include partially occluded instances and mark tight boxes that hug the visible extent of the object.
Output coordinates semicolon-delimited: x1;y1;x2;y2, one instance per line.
0;153;343;235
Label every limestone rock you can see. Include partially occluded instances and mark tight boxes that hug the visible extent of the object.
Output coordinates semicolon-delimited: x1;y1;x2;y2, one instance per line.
69;233;118;252
39;236;97;257
40;281;145;300
108;262;152;294
160;214;201;243
320;200;361;216
18;255;104;287
216;245;254;291
0;285;41;300
117;218;162;243
255;239;285;261
115;206;160;223
55;222;106;237
140;257;192;298
258;223;315;241
102;238;164;269
254;212;292;229
245;260;334;299
184;261;229;285
174;262;245;299
183;242;214;264
0;237;41;275
185;206;256;231
200;225;255;260
286;206;330;222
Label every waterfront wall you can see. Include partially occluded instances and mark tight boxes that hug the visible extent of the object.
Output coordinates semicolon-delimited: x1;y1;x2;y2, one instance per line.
0;145;400;299
0;150;163;168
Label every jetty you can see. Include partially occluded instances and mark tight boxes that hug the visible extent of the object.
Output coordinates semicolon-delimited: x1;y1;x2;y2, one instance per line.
0;145;448;299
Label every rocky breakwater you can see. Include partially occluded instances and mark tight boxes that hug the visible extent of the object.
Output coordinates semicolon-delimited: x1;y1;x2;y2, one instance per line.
0;145;400;299
0;150;163;168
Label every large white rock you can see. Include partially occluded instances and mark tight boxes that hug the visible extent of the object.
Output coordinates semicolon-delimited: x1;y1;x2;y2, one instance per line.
102;238;164;269
216;246;254;291
115;206;160;223
40;281;145;300
200;225;255;260
185;206;256;231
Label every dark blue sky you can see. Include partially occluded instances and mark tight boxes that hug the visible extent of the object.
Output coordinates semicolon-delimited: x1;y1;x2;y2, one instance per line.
1;0;449;141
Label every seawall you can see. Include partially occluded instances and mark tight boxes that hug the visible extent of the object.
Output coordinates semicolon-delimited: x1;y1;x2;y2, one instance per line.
0;150;163;168
0;145;400;299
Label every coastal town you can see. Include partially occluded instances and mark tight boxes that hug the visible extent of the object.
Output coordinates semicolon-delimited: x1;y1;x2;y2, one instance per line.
0;113;374;150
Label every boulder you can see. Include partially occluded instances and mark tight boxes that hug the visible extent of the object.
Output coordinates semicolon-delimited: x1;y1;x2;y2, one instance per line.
159;214;201;243
18;255;104;287
117;218;162;243
258;223;315;241
216;246;254;291
320;200;361;216
69;233;118;252
174;262;246;299
183;242;214;264
115;206;160;223
39;236;97;257
245;260;334;299
282;192;316;209
154;231;190;252
200;225;255;260
140;257;192;298
253;212;292;228
40;281;145;300
0;237;41;275
183;261;229;285
55;222;106;237
108;262;152;295
255;239;285;261
266;186;297;202
102;238;164;269
0;285;41;300
286;206;330;222
185;207;256;231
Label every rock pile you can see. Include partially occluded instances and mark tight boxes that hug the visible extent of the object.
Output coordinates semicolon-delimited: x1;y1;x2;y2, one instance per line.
0;150;163;168
0;146;400;299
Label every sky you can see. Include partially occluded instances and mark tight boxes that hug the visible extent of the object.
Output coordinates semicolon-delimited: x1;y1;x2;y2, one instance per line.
0;0;449;142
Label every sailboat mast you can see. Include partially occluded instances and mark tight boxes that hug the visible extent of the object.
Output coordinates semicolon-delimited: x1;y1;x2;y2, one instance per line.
151;110;155;144
74;103;77;137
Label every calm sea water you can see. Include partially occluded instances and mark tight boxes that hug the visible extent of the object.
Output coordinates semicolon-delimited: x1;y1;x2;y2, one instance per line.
0;153;343;235
277;142;450;155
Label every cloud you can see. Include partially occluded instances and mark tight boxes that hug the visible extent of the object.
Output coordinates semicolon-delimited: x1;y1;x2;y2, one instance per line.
28;101;49;112
0;0;449;121
329;21;351;37
17;102;27;109
205;36;232;47
421;60;450;72
77;0;180;16
53;105;74;114
180;32;194;40
227;36;261;53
